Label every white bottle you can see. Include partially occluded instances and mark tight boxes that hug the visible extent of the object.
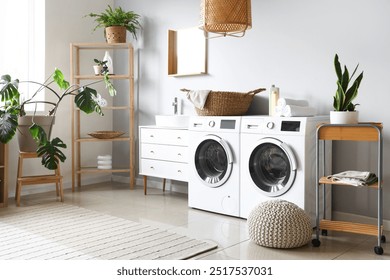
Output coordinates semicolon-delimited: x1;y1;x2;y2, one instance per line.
269;84;280;116
103;51;114;74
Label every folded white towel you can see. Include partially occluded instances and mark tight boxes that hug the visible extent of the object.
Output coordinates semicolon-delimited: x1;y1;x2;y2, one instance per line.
327;170;378;187
280;105;317;117
185;90;211;109
277;98;309;108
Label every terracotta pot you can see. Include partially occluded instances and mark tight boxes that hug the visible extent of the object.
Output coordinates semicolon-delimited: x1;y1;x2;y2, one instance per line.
17;116;55;152
330;111;359;124
105;26;126;43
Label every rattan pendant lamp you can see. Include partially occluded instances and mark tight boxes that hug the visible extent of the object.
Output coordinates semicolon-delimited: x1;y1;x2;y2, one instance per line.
200;0;252;38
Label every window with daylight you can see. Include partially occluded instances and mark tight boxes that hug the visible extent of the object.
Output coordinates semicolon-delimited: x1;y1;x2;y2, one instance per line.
0;0;45;111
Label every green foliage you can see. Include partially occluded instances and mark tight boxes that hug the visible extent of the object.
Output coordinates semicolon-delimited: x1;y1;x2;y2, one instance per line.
0;68;116;170
333;54;364;111
86;5;141;40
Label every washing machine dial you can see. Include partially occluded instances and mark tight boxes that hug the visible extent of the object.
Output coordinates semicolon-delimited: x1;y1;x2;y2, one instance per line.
209;120;215;127
266;122;275;129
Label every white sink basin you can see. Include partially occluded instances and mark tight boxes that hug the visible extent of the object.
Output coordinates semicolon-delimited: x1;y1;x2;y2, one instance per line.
155;115;190;128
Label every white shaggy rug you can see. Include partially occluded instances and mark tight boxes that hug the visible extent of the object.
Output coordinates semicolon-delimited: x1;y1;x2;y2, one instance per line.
0;203;217;260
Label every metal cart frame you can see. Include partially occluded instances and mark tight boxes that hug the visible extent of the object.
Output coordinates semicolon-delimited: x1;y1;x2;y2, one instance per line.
312;123;385;255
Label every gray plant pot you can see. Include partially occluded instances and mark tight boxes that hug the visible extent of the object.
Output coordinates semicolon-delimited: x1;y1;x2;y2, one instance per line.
17;115;55;152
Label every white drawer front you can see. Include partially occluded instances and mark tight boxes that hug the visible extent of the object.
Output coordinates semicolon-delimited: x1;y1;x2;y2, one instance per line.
140;128;188;146
140;159;188;182
141;144;188;163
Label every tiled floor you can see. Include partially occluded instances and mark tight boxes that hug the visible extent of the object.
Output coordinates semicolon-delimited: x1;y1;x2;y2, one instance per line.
2;181;389;260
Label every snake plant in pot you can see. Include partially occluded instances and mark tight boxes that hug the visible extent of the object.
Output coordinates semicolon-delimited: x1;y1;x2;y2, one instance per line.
331;54;364;124
0;68;116;170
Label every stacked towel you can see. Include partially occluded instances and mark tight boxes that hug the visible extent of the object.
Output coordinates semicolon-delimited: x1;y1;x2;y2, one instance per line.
275;98;317;117
183;89;211;109
327;170;378;187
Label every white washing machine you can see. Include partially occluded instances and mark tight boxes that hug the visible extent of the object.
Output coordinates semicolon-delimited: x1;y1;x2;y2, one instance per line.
240;116;332;225
188;116;241;217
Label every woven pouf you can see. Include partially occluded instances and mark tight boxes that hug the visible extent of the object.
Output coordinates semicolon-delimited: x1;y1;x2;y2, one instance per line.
247;199;312;249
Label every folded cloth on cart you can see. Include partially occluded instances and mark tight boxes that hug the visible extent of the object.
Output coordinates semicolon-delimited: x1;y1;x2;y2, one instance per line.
327;170;378;187
183;89;211;109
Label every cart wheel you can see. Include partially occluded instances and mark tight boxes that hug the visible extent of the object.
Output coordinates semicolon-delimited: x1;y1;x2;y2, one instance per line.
321;229;328;236
374;246;383;255
381;235;386;243
312;239;321;247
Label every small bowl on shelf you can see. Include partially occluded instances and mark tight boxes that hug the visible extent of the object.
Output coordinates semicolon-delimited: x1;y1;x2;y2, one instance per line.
88;131;124;139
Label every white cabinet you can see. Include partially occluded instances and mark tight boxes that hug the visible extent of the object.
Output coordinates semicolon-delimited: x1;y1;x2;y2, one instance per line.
139;126;189;194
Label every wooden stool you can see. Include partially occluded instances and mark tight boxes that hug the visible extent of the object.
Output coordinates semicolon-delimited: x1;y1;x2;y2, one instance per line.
15;152;64;206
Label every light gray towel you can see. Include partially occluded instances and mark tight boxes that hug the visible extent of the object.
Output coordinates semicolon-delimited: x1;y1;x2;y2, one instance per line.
327;170;378;187
185;90;211;109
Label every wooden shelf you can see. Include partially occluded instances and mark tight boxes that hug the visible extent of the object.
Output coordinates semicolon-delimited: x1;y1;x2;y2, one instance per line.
77;167;130;174
74;74;131;80
320;219;382;237
75;137;130;143
71;42;135;191
317;122;382;141
319;176;379;189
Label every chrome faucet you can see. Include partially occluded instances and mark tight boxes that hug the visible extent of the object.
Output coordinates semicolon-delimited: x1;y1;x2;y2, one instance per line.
172;97;178;115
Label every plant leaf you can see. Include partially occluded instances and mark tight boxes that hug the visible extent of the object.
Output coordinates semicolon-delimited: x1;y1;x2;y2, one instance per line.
36;137;67;170
0;75;20;102
103;73;116;96
334;54;342;82
74;86;102;115
341;65;349;93
29;123;48;146
53;68;70;90
0;111;18;143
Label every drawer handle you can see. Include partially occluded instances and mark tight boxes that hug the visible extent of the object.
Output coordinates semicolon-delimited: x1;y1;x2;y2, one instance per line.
150;166;154;170
149;134;154;138
150;151;155;154
177;136;182;139
177;170;182;173
177;153;182;156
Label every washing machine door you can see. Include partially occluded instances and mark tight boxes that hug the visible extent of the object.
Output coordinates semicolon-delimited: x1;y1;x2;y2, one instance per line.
194;134;233;188
248;137;297;197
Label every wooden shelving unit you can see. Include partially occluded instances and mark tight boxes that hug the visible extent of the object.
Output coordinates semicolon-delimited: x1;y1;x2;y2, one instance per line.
70;42;135;191
312;123;385;255
0;143;8;207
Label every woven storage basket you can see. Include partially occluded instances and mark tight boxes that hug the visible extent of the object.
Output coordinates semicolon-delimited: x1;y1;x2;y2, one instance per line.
105;26;126;43
247;200;312;249
181;88;266;116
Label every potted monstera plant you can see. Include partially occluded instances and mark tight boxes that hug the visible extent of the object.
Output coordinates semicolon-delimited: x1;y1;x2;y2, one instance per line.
331;54;364;124
0;68;116;170
86;5;141;43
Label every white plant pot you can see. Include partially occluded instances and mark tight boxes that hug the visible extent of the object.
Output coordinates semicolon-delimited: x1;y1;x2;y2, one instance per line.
93;65;103;75
330;111;359;124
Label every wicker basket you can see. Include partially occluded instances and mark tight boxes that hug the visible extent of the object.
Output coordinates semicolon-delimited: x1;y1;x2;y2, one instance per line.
105;26;126;43
88;131;124;139
181;88;266;116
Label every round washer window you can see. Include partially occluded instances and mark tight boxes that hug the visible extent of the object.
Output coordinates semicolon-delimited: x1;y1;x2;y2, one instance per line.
249;142;295;196
195;139;230;187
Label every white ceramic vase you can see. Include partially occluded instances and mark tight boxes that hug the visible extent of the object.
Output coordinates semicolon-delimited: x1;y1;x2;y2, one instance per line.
330;111;359;124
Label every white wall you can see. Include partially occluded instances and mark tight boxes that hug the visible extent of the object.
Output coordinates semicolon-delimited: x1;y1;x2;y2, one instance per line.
116;0;390;219
7;0;114;196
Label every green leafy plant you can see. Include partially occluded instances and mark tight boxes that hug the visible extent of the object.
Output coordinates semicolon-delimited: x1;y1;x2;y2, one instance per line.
333;54;364;111
0;68;116;170
86;5;141;40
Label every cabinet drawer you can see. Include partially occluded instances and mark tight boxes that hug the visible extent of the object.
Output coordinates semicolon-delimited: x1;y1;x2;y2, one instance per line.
140;128;188;146
140;159;188;182
141;144;188;163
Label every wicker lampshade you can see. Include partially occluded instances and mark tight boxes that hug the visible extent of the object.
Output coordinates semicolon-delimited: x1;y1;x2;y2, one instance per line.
200;0;252;37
